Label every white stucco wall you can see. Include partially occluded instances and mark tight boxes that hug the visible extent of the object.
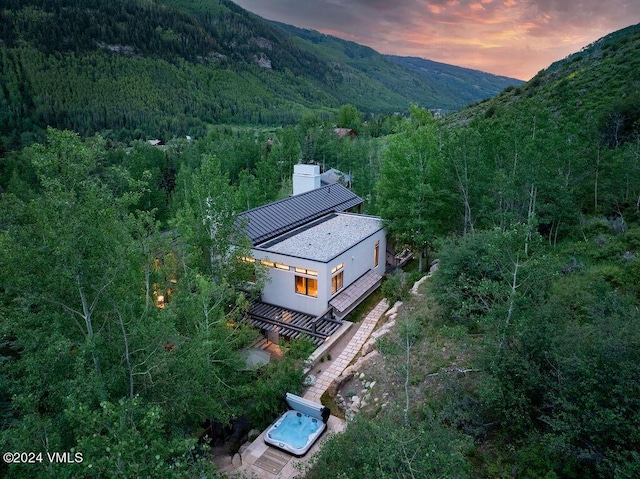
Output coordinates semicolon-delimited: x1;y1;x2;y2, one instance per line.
252;227;386;317
327;228;386;294
252;249;329;317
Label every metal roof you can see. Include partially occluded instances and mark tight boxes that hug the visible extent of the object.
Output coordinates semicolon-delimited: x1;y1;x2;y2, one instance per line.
237;184;363;245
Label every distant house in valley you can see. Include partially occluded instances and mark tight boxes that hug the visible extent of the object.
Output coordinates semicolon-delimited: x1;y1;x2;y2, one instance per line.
237;164;386;346
333;127;357;140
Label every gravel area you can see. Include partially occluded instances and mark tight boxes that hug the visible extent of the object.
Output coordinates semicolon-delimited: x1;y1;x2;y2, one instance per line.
261;213;383;261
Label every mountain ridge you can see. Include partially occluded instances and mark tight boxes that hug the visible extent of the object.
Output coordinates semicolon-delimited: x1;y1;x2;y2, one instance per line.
271;21;522;110
0;0;521;147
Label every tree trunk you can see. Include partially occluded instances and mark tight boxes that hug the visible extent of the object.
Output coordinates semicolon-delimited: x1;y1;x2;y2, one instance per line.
525;184;537;257
500;257;520;353
77;275;100;375
403;316;412;427
594;147;600;214
117;311;134;399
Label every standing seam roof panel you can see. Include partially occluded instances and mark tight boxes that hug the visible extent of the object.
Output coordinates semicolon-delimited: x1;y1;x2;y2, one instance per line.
237;183;363;245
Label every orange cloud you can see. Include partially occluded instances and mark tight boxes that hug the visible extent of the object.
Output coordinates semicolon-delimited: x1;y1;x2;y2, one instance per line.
232;0;640;80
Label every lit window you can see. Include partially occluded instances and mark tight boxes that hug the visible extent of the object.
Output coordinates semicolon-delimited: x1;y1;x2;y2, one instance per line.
295;276;318;297
275;263;290;271
261;259;275;267
331;271;344;294
374;241;380;267
331;263;344;274
307;278;318;296
295;267;317;276
241;256;256;263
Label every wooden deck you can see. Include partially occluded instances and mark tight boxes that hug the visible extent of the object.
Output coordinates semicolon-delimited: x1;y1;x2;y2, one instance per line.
247;302;343;346
329;270;383;317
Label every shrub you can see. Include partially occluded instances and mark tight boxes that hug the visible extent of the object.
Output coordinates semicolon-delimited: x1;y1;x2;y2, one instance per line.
381;270;410;304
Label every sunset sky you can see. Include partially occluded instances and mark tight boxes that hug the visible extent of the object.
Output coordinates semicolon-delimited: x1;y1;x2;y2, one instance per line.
231;0;640;80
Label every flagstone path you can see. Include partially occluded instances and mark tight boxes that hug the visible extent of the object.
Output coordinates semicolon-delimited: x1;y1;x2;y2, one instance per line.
303;298;389;402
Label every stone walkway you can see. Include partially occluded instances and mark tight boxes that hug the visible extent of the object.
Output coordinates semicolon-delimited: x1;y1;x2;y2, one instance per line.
236;298;390;479
303;298;389;402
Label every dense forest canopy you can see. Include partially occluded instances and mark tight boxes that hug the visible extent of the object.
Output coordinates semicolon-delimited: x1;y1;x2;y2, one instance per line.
0;2;639;477
0;0;520;149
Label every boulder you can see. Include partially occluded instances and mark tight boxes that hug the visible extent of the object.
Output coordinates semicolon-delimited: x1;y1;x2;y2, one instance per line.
429;259;440;273
362;339;375;355
385;301;403;317
371;320;395;340
351;350;380;371
328;372;353;396
342;366;355;377
232;453;242;468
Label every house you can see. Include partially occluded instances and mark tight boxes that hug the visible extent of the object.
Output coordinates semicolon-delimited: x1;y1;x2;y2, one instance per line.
237;164;386;345
320;168;352;189
333;127;357;140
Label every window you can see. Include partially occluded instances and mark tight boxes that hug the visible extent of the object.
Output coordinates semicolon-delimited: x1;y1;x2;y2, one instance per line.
331;271;344;294
261;259;275;267
374;241;380;267
295;267;317;276
275;263;290;271
295;276;318;297
331;263;344;274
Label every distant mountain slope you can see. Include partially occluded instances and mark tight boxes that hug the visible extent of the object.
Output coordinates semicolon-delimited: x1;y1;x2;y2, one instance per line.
385;55;522;109
274;22;522;111
0;0;520;147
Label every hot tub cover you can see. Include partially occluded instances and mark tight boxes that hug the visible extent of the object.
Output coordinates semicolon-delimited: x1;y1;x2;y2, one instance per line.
285;393;330;423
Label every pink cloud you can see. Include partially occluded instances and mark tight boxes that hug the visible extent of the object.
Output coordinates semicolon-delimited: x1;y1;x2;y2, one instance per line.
231;0;640;80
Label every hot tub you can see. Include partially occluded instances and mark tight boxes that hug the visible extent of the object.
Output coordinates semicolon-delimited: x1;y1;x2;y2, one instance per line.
264;393;330;456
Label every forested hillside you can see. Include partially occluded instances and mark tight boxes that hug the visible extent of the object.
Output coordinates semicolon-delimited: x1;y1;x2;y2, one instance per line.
273;22;520;111
386;55;521;109
304;23;640;479
0;0;520;149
